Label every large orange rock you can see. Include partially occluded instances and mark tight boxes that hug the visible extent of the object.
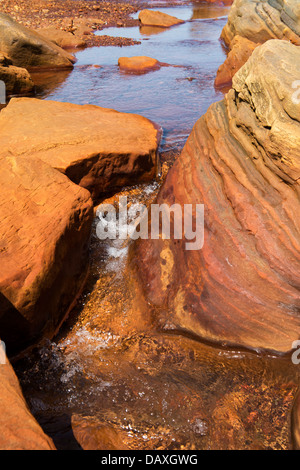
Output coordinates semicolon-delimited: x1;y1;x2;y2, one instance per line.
0;156;93;354
130;40;300;354
0;98;160;201
0;349;55;450
215;35;259;87
118;56;161;73
138;10;184;28
0;13;75;69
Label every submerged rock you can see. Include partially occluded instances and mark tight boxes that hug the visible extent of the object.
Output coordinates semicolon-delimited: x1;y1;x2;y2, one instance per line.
0;13;76;69
0;98;160;201
0;156;93;354
118;56;161;73
0;350;55;450
138;10;184;28
0;53;34;95
130;40;300;354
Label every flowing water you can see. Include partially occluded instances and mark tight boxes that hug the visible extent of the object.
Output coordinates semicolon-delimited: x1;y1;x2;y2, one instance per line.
14;2;300;450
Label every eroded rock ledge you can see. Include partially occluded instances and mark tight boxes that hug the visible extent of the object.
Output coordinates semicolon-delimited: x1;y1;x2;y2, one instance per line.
131;40;300;354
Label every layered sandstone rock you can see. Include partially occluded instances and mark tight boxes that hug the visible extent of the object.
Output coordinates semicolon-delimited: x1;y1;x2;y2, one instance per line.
130;40;300;354
0;350;55;450
0;13;76;69
215;35;259;88
0;98;160;201
138;10;184;28
221;0;300;47
0;156;93;354
0;53;34;95
118;56;161;73
216;0;300;87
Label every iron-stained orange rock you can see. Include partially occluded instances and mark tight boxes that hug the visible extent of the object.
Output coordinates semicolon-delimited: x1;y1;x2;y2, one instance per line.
0;98;160;201
118;56;160;73
0;156;93;354
138;10;184;28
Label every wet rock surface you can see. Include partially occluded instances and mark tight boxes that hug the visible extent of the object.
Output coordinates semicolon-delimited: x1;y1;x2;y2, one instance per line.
118;56;161;73
0;98;160;201
131;40;300;354
0;156;93;354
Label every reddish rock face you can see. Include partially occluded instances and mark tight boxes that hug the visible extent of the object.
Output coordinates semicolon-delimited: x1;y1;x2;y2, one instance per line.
0;98;160;201
130;40;300;354
0;353;55;450
118;56;161;74
215;35;259;88
0;156;93;354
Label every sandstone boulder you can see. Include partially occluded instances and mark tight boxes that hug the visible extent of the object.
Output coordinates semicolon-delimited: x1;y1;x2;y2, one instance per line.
0;53;34;95
130;40;300;354
138;10;184;28
221;0;300;47
118;56;161;73
0;13;76;69
0;350;56;449
0;156;93;354
215;35;259;87
0;98;160;201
